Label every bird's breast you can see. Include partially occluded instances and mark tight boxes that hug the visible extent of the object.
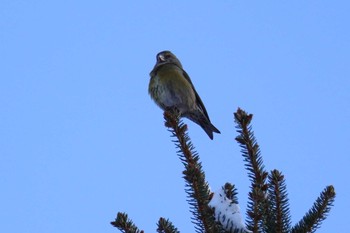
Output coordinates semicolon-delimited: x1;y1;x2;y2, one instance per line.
149;66;196;112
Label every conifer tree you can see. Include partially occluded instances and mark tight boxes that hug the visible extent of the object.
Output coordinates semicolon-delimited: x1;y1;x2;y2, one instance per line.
111;108;335;233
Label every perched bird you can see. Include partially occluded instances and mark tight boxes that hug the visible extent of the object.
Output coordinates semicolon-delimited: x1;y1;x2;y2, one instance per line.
149;50;220;139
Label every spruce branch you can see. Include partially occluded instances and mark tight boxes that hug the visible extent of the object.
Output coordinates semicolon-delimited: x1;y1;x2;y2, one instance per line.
291;185;336;233
266;169;291;233
234;108;268;232
222;183;239;205
157;217;180;233
110;212;144;233
164;110;220;233
112;108;335;233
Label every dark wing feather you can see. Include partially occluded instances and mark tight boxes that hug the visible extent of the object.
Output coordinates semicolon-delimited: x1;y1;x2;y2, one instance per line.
181;70;211;121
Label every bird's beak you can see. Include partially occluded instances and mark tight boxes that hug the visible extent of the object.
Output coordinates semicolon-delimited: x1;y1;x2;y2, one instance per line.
158;54;165;62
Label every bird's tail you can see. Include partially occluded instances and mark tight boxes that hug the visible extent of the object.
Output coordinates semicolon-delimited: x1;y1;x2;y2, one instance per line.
186;111;221;140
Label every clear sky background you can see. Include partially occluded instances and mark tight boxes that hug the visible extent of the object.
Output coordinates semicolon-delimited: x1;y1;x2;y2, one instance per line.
1;1;349;232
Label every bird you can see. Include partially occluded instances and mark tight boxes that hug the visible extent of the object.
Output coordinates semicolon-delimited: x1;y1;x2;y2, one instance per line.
149;50;220;139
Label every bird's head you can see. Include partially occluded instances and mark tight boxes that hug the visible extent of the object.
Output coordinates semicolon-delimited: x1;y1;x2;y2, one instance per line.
156;50;183;68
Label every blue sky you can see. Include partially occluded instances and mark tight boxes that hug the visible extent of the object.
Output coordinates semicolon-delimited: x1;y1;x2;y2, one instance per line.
1;1;349;232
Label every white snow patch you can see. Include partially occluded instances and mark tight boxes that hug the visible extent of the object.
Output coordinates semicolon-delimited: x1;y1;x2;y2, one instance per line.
209;187;252;233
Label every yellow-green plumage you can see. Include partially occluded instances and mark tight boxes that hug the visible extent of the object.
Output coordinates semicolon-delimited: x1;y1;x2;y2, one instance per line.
149;64;196;112
149;51;220;140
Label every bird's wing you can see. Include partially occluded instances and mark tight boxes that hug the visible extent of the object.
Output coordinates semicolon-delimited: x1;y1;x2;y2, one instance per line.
182;70;211;121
